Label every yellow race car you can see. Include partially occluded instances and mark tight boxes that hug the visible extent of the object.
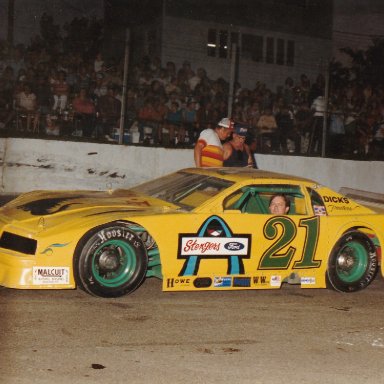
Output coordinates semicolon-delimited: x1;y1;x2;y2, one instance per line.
0;167;382;297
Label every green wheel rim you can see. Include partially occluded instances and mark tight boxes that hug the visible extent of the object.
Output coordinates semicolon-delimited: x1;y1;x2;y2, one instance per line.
91;239;137;287
335;242;368;283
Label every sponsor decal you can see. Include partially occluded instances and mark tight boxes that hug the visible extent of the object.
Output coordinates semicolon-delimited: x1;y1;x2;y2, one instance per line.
270;275;282;287
193;277;212;288
178;215;251;276
166;278;191;288
301;277;316;285
224;242;245;251
327;205;354;212
323;196;349;204
253;276;268;285
207;229;222;237
313;205;326;216
33;267;70;285
180;238;248;256
233;277;251;287
213;276;232;287
96;228;141;248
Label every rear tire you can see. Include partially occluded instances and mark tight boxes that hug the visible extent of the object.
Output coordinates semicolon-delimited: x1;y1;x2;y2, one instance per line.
327;231;377;292
74;222;148;297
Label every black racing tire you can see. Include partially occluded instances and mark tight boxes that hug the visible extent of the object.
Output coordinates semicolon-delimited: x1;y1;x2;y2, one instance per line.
326;231;378;292
74;222;148;298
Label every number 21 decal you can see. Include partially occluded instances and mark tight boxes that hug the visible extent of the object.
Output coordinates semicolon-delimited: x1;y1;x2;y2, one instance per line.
258;216;321;270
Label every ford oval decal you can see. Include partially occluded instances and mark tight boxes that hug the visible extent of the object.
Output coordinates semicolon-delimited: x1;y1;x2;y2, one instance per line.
224;242;244;251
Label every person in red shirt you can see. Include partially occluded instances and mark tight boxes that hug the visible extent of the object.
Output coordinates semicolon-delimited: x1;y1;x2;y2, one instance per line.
72;88;96;137
96;85;121;138
137;97;163;144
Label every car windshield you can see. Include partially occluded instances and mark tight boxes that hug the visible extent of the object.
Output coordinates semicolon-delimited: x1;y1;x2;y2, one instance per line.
131;171;234;210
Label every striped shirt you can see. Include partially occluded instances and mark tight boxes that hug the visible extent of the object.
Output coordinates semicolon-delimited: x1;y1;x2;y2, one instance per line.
198;129;224;167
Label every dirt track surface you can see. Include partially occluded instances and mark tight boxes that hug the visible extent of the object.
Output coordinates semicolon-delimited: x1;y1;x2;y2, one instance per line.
1;276;384;384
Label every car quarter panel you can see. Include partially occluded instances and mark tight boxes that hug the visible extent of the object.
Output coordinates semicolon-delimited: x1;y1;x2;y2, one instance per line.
0;208;165;290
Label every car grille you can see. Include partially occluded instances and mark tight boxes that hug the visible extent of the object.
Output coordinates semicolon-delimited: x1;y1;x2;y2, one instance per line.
0;232;37;255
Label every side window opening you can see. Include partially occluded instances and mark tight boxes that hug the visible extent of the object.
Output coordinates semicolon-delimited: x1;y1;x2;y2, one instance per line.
307;187;327;216
223;185;307;215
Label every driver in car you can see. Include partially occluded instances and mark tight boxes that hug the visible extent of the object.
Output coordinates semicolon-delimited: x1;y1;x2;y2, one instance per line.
269;194;290;215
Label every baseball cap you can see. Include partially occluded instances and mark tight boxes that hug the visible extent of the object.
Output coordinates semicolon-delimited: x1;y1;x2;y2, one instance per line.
218;117;234;130
234;123;248;137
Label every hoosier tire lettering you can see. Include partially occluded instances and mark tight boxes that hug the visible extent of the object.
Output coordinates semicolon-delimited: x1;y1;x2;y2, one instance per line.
74;222;148;298
326;230;378;292
97;228;141;248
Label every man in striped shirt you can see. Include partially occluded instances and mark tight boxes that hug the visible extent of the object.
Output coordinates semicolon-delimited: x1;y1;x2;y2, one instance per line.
194;117;234;167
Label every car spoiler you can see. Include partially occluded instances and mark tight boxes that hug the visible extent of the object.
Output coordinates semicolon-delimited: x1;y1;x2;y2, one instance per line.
339;187;384;211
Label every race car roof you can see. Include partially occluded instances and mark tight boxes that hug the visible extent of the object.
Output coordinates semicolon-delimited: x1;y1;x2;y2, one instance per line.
183;167;316;185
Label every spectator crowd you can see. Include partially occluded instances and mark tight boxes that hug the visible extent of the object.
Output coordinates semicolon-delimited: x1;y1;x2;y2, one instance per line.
0;43;384;160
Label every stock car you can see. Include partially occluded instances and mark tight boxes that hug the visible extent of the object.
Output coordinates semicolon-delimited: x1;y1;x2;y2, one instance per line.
0;167;382;297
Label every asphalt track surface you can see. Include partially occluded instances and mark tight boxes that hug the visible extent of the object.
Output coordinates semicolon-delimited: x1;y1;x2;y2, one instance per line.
1;194;384;383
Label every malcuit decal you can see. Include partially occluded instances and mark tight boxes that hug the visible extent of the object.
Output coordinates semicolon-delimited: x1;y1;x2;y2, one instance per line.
213;277;232;287
193;277;212;288
323;196;349;204
178;215;251;276
33;267;70;285
40;242;71;255
233;277;251;287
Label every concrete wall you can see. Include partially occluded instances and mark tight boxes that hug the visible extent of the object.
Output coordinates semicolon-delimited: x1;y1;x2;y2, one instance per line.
0;138;194;193
0;137;383;194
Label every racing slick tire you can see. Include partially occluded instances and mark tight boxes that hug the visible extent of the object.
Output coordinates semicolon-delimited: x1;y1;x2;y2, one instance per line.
326;231;378;292
74;222;148;298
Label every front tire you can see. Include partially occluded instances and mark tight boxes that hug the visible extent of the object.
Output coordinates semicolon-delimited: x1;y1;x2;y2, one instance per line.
327;231;378;292
74;222;148;297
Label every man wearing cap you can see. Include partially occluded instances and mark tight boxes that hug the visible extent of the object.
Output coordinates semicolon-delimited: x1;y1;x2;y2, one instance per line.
194;117;233;167
223;123;255;167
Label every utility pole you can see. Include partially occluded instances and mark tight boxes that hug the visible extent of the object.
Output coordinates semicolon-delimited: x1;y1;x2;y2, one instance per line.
118;28;130;144
227;43;237;117
321;61;330;158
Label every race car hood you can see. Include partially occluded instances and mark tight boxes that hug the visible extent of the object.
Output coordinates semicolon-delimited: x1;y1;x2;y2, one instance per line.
0;189;179;226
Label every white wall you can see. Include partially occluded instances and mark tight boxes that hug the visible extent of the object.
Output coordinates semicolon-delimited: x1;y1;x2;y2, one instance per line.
0;138;194;193
0;138;383;194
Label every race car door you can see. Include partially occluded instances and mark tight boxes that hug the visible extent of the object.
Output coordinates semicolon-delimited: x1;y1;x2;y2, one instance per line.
215;183;329;290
